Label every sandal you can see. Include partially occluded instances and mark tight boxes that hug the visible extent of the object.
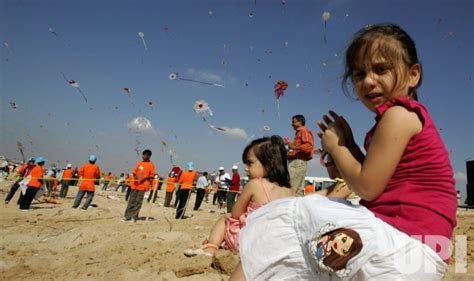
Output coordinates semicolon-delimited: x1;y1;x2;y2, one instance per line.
184;243;218;257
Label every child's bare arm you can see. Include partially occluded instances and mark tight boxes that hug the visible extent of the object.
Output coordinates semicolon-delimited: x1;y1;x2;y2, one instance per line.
231;179;258;218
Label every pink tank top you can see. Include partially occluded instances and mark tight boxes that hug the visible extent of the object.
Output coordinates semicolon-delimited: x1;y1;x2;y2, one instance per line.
361;98;457;243
224;178;272;251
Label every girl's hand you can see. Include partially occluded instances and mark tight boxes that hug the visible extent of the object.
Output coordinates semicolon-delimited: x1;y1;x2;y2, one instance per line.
318;111;355;148
320;122;346;154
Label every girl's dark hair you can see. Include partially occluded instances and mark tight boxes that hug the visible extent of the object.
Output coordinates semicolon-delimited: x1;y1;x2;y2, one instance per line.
342;23;422;100
242;135;291;188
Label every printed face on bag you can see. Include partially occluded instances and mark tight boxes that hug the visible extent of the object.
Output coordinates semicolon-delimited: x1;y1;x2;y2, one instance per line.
331;233;354;256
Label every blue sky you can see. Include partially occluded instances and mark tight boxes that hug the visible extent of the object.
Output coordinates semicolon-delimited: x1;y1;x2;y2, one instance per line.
1;0;472;200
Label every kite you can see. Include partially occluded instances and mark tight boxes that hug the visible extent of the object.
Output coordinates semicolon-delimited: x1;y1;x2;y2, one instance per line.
169;72;225;88
249;12;254;18
208;9;213;17
61;72;88;102
138;32;148;50
169;150;177;165
148;101;155;108
193;100;215;128
163;25;169;33
16;141;25;162
9;102;17;110
262;125;271;132
123;87;131;96
322;11;331;43
127;117;154;134
48;27;59;37
274;80;288;116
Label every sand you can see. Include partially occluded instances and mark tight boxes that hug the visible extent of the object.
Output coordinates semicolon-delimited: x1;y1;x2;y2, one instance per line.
0;181;472;280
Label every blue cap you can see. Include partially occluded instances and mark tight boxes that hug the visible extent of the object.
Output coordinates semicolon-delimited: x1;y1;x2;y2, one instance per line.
187;161;194;170
89;154;97;162
28;157;35;162
35;157;45;164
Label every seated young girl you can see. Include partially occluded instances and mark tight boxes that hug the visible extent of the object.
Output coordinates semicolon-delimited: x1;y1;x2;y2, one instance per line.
184;135;295;257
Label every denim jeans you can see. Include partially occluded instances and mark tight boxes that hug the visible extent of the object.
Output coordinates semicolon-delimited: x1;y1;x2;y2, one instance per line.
73;190;95;209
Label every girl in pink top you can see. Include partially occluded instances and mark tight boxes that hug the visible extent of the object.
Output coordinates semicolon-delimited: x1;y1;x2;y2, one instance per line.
184;135;295;257
234;24;456;281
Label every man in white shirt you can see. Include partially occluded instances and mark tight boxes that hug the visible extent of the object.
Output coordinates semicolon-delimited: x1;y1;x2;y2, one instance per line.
215;167;231;209
194;172;209;211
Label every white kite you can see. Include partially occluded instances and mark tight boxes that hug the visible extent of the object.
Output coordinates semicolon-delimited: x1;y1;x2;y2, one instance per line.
61;72;88;102
138;31;148;50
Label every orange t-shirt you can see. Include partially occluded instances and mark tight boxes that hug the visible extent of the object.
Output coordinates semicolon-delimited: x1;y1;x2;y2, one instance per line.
166;177;177;193
79;163;101;191
132;161;155;191
27;165;44;188
62;168;74;180
305;184;315;194
125;175;135;187
178;171;197;190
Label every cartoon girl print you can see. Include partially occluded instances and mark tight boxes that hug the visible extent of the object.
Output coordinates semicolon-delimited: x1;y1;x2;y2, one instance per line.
308;224;363;278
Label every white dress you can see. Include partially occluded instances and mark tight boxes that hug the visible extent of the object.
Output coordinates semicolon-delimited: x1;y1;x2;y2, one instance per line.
239;195;446;281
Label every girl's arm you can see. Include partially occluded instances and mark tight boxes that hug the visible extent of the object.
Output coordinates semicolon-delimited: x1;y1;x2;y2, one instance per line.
231;179;258;218
322;106;422;201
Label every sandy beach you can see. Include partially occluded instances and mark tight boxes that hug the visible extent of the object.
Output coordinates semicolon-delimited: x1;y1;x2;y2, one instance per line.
0;181;472;280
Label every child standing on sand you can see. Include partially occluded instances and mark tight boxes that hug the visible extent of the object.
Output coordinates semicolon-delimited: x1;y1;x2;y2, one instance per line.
184;135;295;257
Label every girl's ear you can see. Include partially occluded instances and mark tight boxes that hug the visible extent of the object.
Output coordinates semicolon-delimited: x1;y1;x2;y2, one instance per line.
407;63;421;88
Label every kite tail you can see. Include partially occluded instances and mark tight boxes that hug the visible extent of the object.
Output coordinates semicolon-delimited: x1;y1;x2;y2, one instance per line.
276;99;280;117
78;89;88;103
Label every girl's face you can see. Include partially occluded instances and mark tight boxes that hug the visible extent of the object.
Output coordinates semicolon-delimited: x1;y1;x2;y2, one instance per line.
331;233;354;256
352;53;420;112
244;148;265;179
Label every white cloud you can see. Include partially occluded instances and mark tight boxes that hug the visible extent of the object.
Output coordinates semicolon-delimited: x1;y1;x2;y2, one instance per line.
186;68;223;83
218;127;248;140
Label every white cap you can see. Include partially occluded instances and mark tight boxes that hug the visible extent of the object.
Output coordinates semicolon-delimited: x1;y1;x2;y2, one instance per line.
218;166;225;170
232;165;238;170
66;164;72;168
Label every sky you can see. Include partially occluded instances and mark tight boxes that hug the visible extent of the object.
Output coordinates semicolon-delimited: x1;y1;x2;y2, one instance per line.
1;0;473;200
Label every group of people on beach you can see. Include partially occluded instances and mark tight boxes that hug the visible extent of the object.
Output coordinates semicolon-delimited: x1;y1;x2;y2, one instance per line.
3;23;458;280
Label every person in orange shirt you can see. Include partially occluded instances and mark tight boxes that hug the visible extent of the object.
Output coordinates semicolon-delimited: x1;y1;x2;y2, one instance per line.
285;114;314;196
124;173;135;200
123;149;155;222
164;171;177;207
19;157;45;210
101;172;113;191
72;155;101;210
176;161;198;219
60;164;75;198
304;182;315;195
5;157;36;204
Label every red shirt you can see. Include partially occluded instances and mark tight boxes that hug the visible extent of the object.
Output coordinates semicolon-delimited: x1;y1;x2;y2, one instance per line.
229;171;240;192
288;126;314;160
361;98;456;253
132;161;155;191
79;163;101;191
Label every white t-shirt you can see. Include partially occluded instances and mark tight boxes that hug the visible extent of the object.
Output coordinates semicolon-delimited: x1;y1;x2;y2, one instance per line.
196;176;209;189
216;173;231;190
